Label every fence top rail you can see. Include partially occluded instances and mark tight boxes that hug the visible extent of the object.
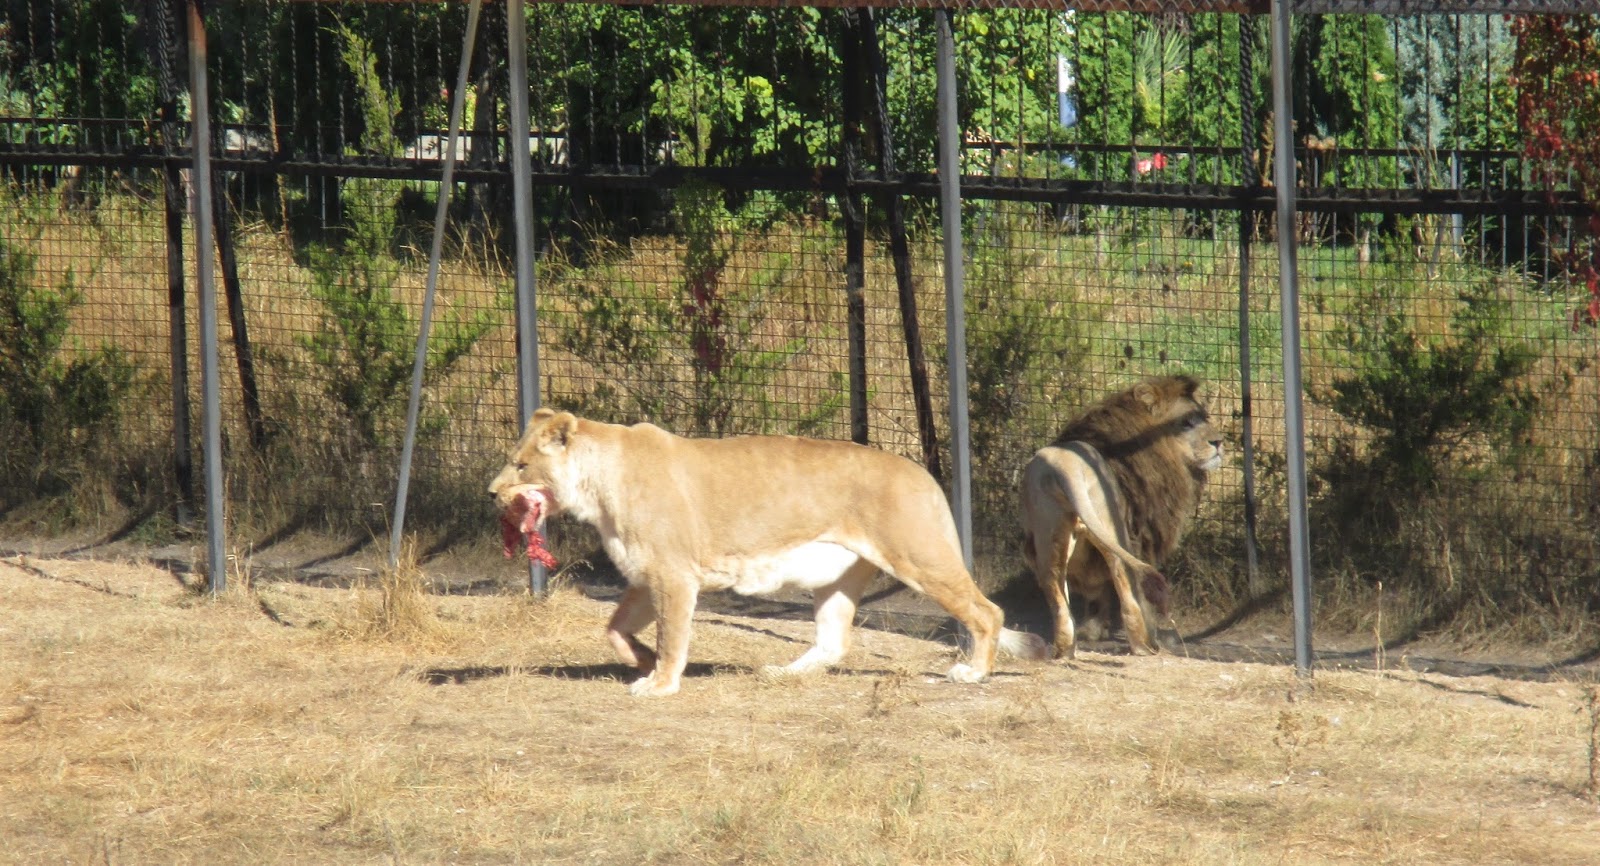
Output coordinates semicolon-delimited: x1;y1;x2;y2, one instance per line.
269;0;1594;14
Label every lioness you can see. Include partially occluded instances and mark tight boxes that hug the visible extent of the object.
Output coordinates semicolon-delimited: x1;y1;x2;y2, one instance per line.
1020;375;1223;658
491;408;1048;697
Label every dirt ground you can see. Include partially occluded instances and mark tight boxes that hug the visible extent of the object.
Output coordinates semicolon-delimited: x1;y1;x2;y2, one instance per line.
2;531;1598;864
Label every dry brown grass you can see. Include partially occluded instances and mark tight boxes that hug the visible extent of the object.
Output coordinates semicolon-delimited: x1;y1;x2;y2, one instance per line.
328;537;455;648
3;554;1598;865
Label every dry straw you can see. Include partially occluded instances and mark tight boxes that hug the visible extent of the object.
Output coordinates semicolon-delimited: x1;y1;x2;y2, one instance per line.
335;535;453;647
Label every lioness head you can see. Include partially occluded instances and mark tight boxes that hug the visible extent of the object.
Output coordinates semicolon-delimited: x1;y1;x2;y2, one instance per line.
488;407;580;516
1133;375;1224;474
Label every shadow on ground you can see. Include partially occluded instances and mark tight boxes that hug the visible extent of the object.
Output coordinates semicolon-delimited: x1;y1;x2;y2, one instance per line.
5;530;1596;686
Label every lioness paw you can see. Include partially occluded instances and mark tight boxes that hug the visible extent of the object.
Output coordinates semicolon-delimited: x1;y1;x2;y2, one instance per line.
628;674;681;698
945;663;988;684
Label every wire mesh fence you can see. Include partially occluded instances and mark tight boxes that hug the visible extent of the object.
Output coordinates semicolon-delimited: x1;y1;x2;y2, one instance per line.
1;0;1596;632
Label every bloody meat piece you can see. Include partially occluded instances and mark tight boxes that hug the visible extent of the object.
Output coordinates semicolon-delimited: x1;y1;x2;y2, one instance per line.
499;489;558;569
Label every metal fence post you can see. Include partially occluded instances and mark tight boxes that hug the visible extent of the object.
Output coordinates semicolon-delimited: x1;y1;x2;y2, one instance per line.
1270;0;1314;676
936;8;972;568
506;0;546;595
390;0;484;569
1238;13;1263;598
185;0;226;593
152;0;194;527
840;9;870;447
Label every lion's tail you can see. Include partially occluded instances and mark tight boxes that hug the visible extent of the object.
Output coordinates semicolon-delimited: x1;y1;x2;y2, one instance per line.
1097;542;1172;619
998;627;1050;661
1036;443;1172;619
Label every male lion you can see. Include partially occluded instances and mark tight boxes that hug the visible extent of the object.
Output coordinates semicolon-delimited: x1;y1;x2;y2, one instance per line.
1020;375;1223;658
491;408;1048;697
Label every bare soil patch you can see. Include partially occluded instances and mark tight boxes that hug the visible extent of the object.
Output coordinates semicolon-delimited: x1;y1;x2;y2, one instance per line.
1;543;1597;865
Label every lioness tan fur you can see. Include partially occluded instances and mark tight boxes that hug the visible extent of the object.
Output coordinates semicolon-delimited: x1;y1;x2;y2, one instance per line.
1020;375;1222;658
491;409;1048;697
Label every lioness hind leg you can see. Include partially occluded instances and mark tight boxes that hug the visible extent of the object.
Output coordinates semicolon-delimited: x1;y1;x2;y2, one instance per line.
763;562;874;680
606;584;658;674
912;568;1004;683
875;524;1003;682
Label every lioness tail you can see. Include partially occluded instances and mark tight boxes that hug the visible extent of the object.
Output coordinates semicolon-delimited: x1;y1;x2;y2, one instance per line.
999;627;1050;661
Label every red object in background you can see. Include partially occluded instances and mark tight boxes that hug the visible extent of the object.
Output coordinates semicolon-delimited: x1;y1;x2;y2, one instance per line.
1134;152;1169;175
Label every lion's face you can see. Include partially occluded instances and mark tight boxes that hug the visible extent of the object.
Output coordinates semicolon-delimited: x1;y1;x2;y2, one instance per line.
1134;378;1224;474
1182;405;1224;473
488;408;580;516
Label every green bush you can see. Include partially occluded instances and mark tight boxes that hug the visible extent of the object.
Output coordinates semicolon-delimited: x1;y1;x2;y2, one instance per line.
954;204;1101;574
1306;273;1561;628
552;185;843;437
1314;278;1540;491
962;205;1098;464
295;24;498;453
0;238;139;488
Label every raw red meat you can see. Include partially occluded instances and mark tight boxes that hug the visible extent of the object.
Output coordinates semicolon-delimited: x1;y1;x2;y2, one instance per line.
499;489;558;569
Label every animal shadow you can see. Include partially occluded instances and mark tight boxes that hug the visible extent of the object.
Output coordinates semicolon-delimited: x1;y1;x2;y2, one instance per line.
420;661;733;686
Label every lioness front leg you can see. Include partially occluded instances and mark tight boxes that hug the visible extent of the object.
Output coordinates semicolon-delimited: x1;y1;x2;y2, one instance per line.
628;578;698;698
606;584;658;674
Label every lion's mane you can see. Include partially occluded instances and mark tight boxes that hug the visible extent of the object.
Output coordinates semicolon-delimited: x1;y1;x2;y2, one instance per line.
1049;374;1211;573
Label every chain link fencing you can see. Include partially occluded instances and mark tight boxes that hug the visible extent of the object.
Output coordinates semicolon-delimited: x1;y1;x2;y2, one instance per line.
1;0;1595;635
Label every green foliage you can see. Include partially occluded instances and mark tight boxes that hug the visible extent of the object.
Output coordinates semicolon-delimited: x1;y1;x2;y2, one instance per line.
336;20;401;160
0;238;138;476
1064;13;1135;155
1393;15;1519;214
0;23;28;119
0;2;158;146
948;11;1066;162
1131;24;1187;140
551;189;842;437
533;5;836;170
1315;277;1541;490
961;206;1097;460
1292;16;1400;187
296;25;496;452
1061;13;1248;181
951;205;1102;551
1302;269;1588;630
645;20;831;167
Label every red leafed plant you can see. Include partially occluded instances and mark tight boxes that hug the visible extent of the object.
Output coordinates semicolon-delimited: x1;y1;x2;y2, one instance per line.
1512;15;1600;328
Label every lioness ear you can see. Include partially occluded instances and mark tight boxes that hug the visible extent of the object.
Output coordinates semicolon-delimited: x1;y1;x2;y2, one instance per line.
535;411;579;454
530;406;558;423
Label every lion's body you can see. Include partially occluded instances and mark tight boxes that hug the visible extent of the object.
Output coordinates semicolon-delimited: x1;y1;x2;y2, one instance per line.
491;409;1047;696
1020;376;1222;657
